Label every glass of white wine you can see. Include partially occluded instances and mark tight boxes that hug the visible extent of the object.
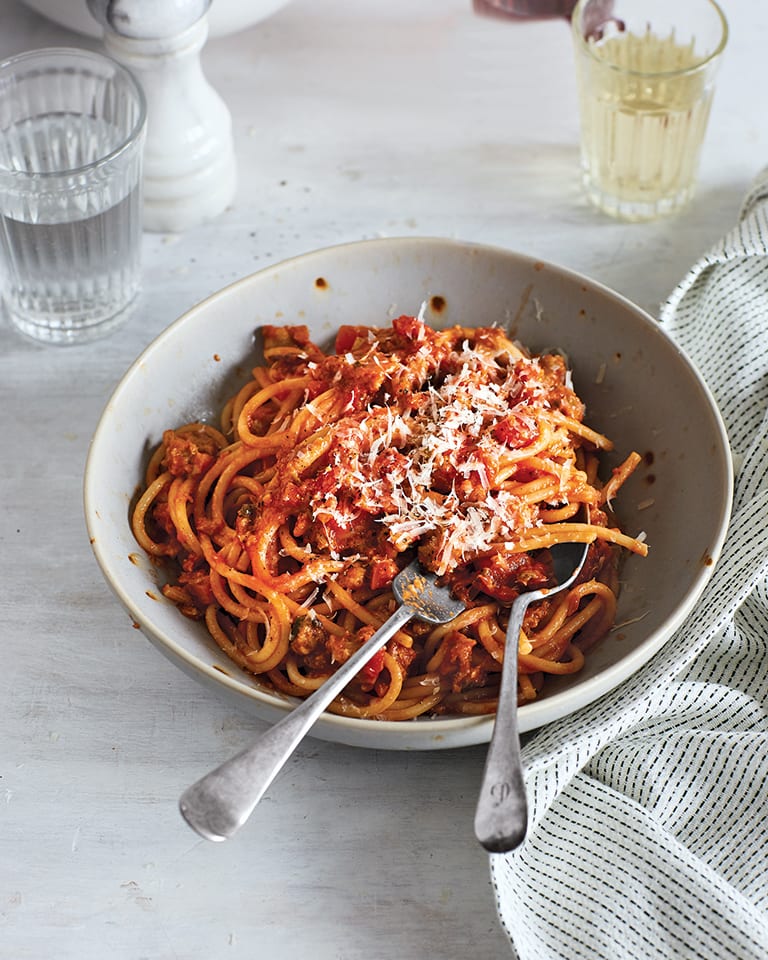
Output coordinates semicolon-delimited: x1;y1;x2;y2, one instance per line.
571;0;728;221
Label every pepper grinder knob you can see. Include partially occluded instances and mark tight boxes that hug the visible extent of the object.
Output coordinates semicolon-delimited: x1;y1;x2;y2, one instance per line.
87;0;237;232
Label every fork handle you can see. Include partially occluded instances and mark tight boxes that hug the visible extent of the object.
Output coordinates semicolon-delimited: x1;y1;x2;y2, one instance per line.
179;603;414;842
474;594;535;853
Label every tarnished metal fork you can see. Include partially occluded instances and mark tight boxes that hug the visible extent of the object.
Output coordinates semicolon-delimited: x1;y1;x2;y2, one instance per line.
474;539;589;852
179;561;465;842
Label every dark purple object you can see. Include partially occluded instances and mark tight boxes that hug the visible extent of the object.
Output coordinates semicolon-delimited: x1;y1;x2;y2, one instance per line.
472;0;577;20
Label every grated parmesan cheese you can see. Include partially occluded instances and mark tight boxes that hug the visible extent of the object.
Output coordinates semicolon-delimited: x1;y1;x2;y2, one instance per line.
302;317;582;576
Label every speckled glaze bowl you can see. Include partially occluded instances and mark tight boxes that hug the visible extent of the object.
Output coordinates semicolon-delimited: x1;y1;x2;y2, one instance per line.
84;237;732;749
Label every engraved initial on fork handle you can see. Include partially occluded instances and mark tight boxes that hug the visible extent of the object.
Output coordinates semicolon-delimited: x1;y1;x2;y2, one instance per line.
473;591;535;853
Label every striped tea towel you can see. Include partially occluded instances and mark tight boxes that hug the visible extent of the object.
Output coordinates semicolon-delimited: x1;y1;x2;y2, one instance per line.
491;173;768;960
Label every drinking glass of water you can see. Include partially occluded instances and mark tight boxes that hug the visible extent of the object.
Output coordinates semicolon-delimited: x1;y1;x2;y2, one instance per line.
571;0;728;221
0;47;146;345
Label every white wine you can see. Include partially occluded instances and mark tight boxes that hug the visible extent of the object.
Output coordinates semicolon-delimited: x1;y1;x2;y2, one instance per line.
574;28;718;220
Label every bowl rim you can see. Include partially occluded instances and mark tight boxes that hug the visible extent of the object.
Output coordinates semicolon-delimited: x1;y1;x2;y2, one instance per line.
84;235;734;746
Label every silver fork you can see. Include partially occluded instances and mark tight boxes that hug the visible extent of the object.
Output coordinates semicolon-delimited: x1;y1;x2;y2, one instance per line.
474;538;590;853
179;561;466;842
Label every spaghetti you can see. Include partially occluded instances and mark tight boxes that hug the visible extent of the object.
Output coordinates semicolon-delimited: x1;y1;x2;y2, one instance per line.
131;312;648;719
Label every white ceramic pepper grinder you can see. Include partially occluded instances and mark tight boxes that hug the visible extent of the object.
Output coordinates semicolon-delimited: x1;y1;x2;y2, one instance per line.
87;0;237;232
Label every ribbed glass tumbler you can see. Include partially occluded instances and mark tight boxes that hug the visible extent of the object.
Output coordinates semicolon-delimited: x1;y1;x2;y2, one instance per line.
0;47;146;345
571;0;728;221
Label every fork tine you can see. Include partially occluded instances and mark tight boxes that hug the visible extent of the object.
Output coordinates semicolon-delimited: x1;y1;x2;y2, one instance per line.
393;562;466;624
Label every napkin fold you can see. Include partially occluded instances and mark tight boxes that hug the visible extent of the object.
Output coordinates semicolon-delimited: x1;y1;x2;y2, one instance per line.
492;174;768;960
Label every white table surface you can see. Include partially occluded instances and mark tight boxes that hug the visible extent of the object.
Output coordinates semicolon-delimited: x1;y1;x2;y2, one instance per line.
1;1;764;957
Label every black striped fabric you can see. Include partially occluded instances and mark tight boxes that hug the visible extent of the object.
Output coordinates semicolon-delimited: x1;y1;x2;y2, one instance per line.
491;176;768;959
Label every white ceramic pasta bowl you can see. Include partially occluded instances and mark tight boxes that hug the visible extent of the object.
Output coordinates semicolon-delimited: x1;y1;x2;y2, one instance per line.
20;0;292;38
84;237;732;750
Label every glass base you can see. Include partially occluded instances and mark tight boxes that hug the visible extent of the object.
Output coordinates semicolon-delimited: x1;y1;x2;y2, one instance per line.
5;294;138;346
583;174;697;223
